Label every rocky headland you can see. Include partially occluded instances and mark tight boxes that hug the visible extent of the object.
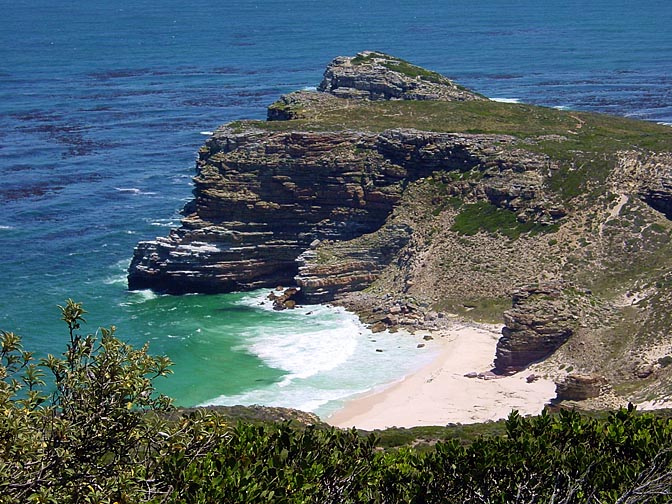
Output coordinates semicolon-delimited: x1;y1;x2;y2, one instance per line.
129;51;672;409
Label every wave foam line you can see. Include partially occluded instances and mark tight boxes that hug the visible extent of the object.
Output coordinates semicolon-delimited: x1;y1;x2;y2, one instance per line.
203;294;438;416
491;97;520;103
114;187;157;195
119;289;158;306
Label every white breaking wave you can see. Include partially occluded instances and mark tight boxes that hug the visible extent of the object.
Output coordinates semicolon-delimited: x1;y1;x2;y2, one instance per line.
491;97;520;103
114;187;157;195
103;273;127;285
238;317;361;384
104;258;130;285
236;289;361;382
202;290;438;417
119;289;158;306
150;220;178;227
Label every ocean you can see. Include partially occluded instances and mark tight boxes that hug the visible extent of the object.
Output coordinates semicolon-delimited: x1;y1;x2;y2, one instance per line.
1;0;671;416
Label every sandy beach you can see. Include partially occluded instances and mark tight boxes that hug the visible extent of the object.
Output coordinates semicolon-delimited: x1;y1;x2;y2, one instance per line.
327;323;556;429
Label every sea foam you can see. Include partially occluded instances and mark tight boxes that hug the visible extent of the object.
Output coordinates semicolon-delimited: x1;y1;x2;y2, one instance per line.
202;289;438;417
491;97;520;103
114;187;157;195
236;289;360;382
237;317;360;384
120;289;159;306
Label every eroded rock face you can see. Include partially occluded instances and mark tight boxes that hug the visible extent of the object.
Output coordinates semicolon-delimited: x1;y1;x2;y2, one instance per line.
128;128;394;294
639;157;672;219
611;151;672;218
318;51;485;102
494;283;585;373
128;125;561;296
296;223;413;303
555;374;607;401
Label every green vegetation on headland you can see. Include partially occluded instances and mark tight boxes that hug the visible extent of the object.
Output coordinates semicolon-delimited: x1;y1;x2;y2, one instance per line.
246;98;672;152
352;51;454;86
3;302;672;503
350;51;485;95
450;200;559;239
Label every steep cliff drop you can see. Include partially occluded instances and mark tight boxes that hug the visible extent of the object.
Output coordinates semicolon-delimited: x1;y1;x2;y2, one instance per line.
127;51;489;296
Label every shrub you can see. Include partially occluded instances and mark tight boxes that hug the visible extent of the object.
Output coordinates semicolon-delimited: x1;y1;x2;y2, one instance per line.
0;300;174;503
450;201;556;239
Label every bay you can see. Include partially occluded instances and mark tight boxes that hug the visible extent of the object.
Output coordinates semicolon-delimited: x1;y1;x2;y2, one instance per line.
1;0;671;413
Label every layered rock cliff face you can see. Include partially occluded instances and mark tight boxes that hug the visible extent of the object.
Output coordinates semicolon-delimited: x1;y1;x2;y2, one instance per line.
555;374;607;402
129;128;397;294
129;51;672;405
128;125;558;297
492;283;604;373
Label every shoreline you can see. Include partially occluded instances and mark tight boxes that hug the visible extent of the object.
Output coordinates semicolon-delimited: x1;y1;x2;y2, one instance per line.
326;322;556;429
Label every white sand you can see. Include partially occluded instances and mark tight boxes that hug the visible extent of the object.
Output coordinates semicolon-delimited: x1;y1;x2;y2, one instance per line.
327;323;556;429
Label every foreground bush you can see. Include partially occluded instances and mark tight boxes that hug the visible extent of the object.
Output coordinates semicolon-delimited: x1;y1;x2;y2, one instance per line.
158;408;672;503
0;300;178;502
1;301;672;502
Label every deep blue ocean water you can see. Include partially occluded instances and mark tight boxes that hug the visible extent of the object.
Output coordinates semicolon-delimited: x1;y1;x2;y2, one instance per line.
1;0;671;414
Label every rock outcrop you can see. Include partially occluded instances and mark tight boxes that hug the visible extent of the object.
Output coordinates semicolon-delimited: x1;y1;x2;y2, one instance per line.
494;283;583;373
610;151;672;219
129;128;395;294
317;51;485;102
555;374;607;402
267;286;300;310
267;91;342;121
296;223;413;303
633;154;672;219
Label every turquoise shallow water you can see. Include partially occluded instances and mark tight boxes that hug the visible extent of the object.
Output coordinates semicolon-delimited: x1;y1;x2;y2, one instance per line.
1;0;671;413
110;278;436;415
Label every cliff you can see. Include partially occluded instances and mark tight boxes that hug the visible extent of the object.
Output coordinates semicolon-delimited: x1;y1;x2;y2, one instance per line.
128;126;558;298
129;51;672;406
